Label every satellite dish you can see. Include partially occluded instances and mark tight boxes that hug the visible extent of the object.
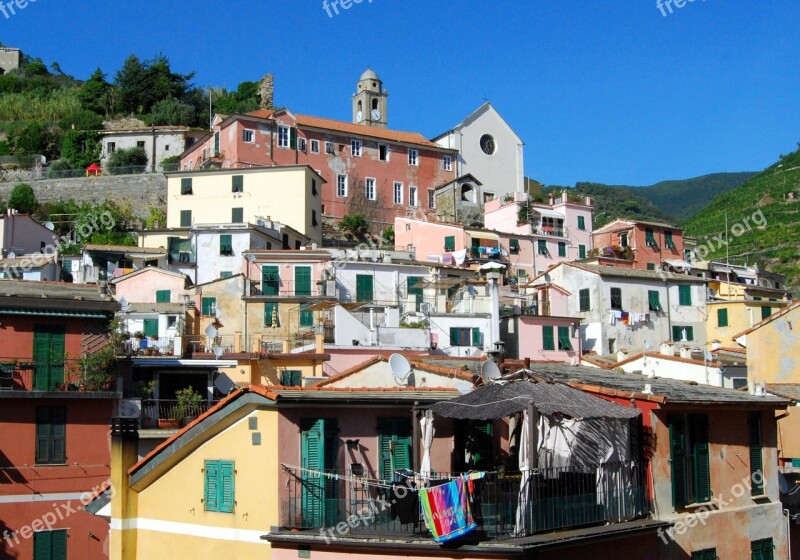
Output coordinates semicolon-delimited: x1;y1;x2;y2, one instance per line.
481;361;501;382
389;353;412;385
44;222;55;231
205;324;218;338
214;373;236;395
213;346;224;359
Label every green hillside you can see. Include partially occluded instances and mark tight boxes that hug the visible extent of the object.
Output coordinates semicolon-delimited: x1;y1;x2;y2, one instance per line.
684;148;800;290
543;183;674;228
642;172;756;220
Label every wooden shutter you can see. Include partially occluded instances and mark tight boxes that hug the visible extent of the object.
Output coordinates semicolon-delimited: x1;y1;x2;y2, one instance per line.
262;266;279;296
49;329;65;390
219;461;235;513
231;175;243;192
761;306;772;320
673;326;682;342
749;413;764;496
281;370;302;387
377;418;411;479
143;319;158;338
670;416;689;508
579;289;590;311
201;297;216;317
204;460;219;511
180;210;192;228
36;407;52;464
558;242;566;257
579;245;586;259
181;177;192;194
295;267;312;296
214;132;220;155
219;235;233;255
649;290;662;312
301;418;326;527
718;308;728;327
156;290;171;303
558;326;572;351
578;216;585;230
51;530;67;560
33;530;51;560
471;328;482;347
542;326;555;351
51;407;66;464
679;285;692;306
300;310;314;327
444;236;455;252
449;328;459;347
690;414;711;503
34;328;51;390
231;207;243;223
538;240;547;254
356;275;373;302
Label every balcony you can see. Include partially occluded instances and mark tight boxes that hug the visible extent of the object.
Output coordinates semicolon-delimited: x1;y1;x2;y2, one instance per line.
140;398;216;429
119;337;178;357
0;358;111;392
469;246;502;260
278;462;646;540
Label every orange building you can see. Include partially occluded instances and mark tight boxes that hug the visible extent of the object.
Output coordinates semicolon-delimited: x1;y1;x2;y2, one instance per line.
590;219;687;271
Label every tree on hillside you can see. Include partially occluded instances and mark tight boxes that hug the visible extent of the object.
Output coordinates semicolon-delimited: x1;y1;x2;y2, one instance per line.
79;68;114;116
212;81;261;115
107;147;148;174
147;96;196;126
8;184;38;214
60;130;101;169
115;54;195;115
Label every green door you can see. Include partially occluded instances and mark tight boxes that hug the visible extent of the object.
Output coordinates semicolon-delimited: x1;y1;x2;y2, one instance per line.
262;266;280;296
34;326;65;391
295;266;312;296
377;418;412;480
301;418;338;527
355;275;374;302
407;277;424;306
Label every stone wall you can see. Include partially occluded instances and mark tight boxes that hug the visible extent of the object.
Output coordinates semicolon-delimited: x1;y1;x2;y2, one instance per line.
0;173;166;219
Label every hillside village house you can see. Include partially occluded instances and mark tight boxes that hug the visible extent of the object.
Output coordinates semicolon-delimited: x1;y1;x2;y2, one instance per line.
705;276;790;344
99;126;191;172
591;219;687;271
178;70;457;227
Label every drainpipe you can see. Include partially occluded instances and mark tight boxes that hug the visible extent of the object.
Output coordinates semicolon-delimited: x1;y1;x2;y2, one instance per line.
487;271;501;348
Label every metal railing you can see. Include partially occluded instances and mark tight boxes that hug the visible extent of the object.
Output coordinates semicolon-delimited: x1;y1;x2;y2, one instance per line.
0;358;99;391
140;398;215;429
278;461;646;540
120;337;177;357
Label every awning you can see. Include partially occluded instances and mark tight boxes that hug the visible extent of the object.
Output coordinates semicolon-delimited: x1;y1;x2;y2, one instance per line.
534;208;565;220
0;308;109;319
132;359;238;368
734;270;757;279
302;301;362;312
467;231;500;242
429;379;641;421
663;259;693;270
417;278;466;289
125;251;167;259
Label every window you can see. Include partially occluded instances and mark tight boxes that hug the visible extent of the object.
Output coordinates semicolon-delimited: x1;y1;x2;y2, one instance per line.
691;550;717;560
295;266;312;296
670;414;711;508
577;216;586;230
542;326;555;351
409;186;418;207
751;538;773;560
557;326;572;351
232;207;244;223
300;310;314;328
220;272;232;279
262;266;279;296
297;137;307;152
336;174;348;197
312;209;318;227
264;303;280;327
281;370;303;387
278;126;291;148
579;289;590;312
672;326;694;342
311;179;318;197
479;134;496;155
137;140;145;149
242;129;255;143
449;328;481;347
620;233;629;247
645;228;657;247
325;141;336;155
143;318;158;338
408;149;418;166
180;210;192;228
156;290;171;303
761;306;772;320
610;288;623;310
107;141;116;154
393;182;403;205
428;189;436;209
219;235;233;256
647;263;656;271
679;285;692;306
351;139;362;157
510;239;521;254
33;529;67;560
201;297;217;317
356;274;374;302
365;177;376;201
579;244;586;259
537;240;548;255
649;290;663;312
214;132;220;155
378;418;413;479
749;413;764;496
232;175;243;193
181;178;193;195
444;236;455;252
665;230;676;249
444;155;452;171
204;460;235;513
717;308;729;327
379;144;389;161
36;407;66;464
558;242;566;257
310;139;320;153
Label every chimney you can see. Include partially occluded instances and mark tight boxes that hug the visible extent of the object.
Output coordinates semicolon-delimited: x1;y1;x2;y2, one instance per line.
562;189;569;204
616;348;629;363
585;196;592;206
660;341;675;356
548;193;555;206
711;339;721;351
259;73;274;110
110;418;139;560
679;346;692;359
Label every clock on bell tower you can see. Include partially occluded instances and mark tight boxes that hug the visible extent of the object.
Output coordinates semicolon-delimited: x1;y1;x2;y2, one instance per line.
352;68;388;129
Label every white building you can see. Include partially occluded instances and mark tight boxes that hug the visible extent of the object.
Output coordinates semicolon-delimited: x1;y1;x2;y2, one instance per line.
529;262;708;356
433;102;525;200
99;126;189;171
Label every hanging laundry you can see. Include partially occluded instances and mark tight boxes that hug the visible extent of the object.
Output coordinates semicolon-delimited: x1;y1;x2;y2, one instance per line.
419;476;477;543
620;312;630;325
453;249;467;266
609;311;616;326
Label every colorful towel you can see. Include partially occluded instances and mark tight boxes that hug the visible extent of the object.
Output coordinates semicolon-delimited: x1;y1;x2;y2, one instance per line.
418;477;477;543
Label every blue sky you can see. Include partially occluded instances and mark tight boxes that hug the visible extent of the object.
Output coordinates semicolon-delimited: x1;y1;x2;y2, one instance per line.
4;0;799;186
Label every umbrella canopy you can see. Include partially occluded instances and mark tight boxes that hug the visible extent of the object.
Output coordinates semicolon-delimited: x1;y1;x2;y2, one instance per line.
429;378;640;421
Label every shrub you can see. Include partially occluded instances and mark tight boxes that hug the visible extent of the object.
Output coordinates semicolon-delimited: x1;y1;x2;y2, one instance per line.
8;183;37;214
338;214;369;237
107;147;148;174
60;130;100;169
58;109;103;131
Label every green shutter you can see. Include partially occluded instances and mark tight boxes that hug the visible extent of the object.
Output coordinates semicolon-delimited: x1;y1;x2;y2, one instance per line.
449;328;459;346
51;408;66;464
646;229;656;245
34;327;65;391
670;416;689;508
204;460;219;511
690;414;711;503
377;418;412;479
51;530;67;560
214;132;220;155
289;127;297;149
692;550;717;560
220;235;233;255
665;231;676;249
301;418;327;527
679;285;692;306
444;236;455;252
231;207;244;223
143;318;158;338
558;242;566;257
262;266;280;295
471;328;482;347
281;370;303;387
232;175;243;192
181;177;192;194
356;275;373;302
649;290;662;312
33;530;52;560
295;267;312;296
36;408;52;464
538;240;547;255
579;245;586;259
611;288;623;310
470;420;494;470
300;310;314;327
219;461;235;513
579;289;590;312
510;238;520;251
180;210;192;228
761;306;772;320
156;290;171;303
686;327;694;342
717;308;729;327
558;326;572;350
264;303;280;327
578;216;585;230
542;326;555;351
752;539;773;560
749;413;764;496
201;297;216;317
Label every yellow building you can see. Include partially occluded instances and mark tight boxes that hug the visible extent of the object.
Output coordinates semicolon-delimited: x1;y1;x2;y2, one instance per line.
166;166;324;243
732;299;800;385
705;280;789;344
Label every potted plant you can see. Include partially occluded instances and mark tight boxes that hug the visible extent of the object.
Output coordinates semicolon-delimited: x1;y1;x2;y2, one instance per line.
174;387;203;427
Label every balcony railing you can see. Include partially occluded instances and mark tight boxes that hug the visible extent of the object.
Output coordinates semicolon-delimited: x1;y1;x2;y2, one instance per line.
279;461;646;540
469;247;502;260
140;398;215;429
0;358;102;391
119;337;177;357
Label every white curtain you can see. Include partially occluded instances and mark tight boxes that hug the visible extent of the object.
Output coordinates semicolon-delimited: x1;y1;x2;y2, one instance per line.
420;410;435;481
515;410;531;535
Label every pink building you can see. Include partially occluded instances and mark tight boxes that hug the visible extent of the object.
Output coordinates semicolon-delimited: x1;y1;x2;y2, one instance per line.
179;108;456;228
111;267;192;305
591;220;686;271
